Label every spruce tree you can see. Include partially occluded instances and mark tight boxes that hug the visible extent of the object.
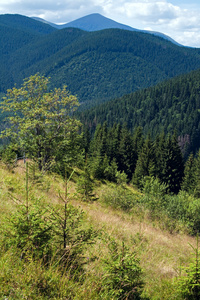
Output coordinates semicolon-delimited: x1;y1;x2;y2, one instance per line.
181;153;196;192
193;150;200;197
118;126;136;180
160;133;184;193
77;163;95;201
154;132;167;180
109;123;122;163
133;134;156;188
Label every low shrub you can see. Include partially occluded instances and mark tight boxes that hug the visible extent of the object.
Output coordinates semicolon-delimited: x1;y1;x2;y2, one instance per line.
102;239;144;299
176;237;200;299
101;185;139;212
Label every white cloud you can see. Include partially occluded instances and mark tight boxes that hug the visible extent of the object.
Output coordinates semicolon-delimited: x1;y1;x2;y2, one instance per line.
101;1;200;46
0;0;103;23
124;2;178;21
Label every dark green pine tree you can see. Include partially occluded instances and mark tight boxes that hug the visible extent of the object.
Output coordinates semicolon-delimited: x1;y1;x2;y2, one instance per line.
132;126;144;161
100;121;109;157
181;153;196;193
118;125;137;180
81;125;91;159
77;163;95;201
192;150;200;197
89;122;110;180
89;123;102;155
133;134;156;188
154;132;167;179
90;122;109;157
109;123;122;163
160;133;184;194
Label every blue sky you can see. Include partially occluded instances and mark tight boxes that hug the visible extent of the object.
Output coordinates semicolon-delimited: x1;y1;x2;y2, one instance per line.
1;1;200;47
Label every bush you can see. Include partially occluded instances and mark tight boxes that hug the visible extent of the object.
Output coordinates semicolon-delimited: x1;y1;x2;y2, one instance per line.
165;191;200;234
103;239;144;299
49;203;97;273
139;177;200;234
1;145;18;170
176;237;200;299
76;166;96;201
3;198;53;261
140;176;168;213
101;185;138;212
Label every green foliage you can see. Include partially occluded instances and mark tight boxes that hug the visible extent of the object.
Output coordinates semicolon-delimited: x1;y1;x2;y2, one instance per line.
118;126;137;180
182;153;197;193
142;176;168;199
133;135;156;188
1;144;18;170
4;199;53;261
79;68;200;155
188;150;200;197
104;158;119;182
0;163;97;277
103;239;144;299
155;132;184;194
87;124;184;193
164;192;200;234
91;154;110;180
140;177;169;220
116;170;128;186
101;184;138;212
139;184;200;234
49;202;97;273
77;165;95;201
176;237;200;299
0;74;81;171
2;197;97;280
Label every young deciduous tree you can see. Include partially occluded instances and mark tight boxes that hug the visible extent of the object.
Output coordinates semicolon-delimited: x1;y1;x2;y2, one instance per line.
0;74;81;171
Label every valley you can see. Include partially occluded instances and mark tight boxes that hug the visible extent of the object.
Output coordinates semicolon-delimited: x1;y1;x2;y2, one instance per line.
1;13;200;299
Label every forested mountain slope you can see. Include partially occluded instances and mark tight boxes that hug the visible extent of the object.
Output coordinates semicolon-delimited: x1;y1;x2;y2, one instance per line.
2;14;200;105
0;14;56;35
0;14;57;90
78;68;200;155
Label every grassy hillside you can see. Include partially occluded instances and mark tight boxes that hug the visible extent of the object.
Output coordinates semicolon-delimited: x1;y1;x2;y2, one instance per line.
0;161;199;299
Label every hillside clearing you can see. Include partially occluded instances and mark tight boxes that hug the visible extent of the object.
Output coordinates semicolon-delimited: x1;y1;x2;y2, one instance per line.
0;163;197;299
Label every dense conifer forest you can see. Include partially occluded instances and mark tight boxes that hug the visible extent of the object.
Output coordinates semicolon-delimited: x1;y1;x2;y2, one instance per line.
78;67;200;155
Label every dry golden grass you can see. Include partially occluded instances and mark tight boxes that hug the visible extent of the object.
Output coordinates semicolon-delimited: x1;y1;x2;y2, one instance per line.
0;163;197;299
71;192;196;298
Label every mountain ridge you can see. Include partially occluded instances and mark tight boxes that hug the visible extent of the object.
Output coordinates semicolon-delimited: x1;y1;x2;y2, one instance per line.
1;13;200;105
0;13;56;35
32;13;181;46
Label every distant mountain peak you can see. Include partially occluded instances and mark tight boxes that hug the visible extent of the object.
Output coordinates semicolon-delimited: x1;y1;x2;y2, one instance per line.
32;13;181;46
62;13;138;32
